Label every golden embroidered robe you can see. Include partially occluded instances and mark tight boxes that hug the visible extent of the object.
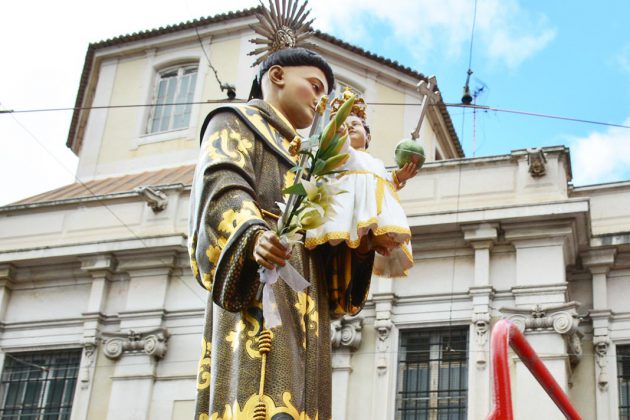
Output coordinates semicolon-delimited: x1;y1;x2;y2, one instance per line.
189;100;375;420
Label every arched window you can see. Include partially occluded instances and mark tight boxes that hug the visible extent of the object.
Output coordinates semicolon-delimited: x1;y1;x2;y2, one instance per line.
147;64;198;134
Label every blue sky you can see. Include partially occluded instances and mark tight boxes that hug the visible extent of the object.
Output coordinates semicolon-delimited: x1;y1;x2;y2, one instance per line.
1;0;629;205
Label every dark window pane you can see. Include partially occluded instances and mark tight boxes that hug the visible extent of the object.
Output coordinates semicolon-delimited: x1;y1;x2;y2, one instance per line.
618;346;630;419
396;327;468;420
0;350;81;420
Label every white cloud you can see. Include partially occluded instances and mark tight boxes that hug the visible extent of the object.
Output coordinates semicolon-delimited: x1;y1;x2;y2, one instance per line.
310;0;555;69
617;44;630;73
570;119;630;186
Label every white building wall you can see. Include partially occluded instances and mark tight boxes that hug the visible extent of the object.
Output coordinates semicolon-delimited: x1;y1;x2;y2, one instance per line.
3;15;630;420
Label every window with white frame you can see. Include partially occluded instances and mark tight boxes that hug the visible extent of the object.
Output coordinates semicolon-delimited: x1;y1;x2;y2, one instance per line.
147;64;198;134
0;350;81;419
618;345;630;419
396;327;468;420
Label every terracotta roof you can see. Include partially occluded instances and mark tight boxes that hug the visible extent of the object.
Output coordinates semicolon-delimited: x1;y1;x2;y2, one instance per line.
13;165;194;206
67;7;463;158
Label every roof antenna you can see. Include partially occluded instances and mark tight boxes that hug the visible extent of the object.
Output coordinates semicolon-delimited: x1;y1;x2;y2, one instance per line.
462;69;473;105
461;0;478;105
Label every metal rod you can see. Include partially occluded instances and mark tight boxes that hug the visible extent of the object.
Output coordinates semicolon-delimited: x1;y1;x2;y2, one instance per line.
278;96;327;232
486;320;582;420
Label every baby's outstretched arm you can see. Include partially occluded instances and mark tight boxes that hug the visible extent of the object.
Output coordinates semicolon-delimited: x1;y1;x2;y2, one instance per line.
392;162;418;189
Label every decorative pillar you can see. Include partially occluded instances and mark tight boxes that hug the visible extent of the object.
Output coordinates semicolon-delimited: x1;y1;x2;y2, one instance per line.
463;223;498;419
104;252;175;420
72;255;116;420
0;265;15;385
0;264;16;321
371;276;398;420
103;328;170;420
116;251;175;330
331;315;362;420
504;222;578;306
501;303;583;419
582;248;617;419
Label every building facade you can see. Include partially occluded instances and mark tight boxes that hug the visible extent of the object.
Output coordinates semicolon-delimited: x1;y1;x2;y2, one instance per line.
0;7;629;420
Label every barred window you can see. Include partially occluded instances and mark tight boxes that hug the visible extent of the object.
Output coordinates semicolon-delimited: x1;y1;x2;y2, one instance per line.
396;327;468;420
0;350;81;419
147;64;198;134
618;345;630;419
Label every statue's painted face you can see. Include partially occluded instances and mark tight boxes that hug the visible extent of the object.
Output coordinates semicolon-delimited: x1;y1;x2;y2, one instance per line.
345;115;369;149
274;66;328;129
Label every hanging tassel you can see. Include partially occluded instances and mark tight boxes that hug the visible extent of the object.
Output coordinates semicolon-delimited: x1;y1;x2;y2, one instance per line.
253;329;273;420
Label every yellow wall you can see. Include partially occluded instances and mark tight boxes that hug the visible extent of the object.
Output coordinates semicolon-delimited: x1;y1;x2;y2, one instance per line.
94;34;444;172
369;83;406;167
96;37;243;169
195;37;242;130
99;57;148;165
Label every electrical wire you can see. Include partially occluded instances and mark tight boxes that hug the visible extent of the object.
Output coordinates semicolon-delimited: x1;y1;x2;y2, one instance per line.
3;342;627;373
2;101;627;129
5;112;207;305
468;0;478;72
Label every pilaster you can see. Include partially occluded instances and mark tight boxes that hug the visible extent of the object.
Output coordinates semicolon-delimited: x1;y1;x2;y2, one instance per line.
103;251;175;420
371;277;398;420
504;221;578;306
501;302;583;419
116;251;176;330
102;328;170;420
72;255;116;420
463;223;498;419
582;248;617;419
0;264;16;321
331;315;362;420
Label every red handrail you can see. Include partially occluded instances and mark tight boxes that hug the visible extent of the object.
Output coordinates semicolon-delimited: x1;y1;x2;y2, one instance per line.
486;319;582;420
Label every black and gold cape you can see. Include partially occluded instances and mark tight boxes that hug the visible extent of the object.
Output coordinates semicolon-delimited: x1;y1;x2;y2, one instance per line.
189;100;374;420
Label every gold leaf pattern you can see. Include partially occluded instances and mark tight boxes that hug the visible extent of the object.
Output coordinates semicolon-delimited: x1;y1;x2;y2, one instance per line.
295;292;320;349
197;337;212;390
209;392;318;420
189;235;200;278
225;320;246;352
205;128;253;169
218;201;262;236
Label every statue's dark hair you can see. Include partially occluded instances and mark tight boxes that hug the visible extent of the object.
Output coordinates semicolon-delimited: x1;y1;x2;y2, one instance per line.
248;48;335;100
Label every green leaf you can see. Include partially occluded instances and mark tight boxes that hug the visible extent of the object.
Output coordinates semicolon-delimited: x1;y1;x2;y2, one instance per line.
319;133;341;160
282;183;307;196
333;95;356;128
289;165;305;173
319;153;350;175
319;119;337;151
311;158;327;177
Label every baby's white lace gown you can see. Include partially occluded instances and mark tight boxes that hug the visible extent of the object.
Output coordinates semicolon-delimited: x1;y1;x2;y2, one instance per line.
305;148;413;277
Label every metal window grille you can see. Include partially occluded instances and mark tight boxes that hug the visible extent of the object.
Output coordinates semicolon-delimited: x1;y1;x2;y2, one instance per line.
618;345;630;419
396;327;469;420
0;350;81;420
147;64;198;134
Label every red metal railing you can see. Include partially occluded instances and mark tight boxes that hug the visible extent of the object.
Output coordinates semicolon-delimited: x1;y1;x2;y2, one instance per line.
486;319;582;420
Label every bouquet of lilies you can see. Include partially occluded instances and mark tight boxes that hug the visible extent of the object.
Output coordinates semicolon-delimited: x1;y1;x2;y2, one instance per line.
277;93;356;240
259;93;357;328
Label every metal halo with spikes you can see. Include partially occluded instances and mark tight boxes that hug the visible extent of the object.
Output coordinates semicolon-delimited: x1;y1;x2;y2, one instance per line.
249;0;317;67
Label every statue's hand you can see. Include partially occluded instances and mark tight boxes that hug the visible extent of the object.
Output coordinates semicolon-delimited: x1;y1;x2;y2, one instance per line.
252;230;291;270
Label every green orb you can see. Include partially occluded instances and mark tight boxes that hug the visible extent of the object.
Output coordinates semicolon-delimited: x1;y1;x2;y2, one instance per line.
395;139;425;168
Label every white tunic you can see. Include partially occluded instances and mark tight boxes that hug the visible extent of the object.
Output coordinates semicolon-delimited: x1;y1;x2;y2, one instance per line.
305;148;413;277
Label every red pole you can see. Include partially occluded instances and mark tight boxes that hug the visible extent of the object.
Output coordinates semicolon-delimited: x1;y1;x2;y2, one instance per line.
486;320;582;420
486;320;514;420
